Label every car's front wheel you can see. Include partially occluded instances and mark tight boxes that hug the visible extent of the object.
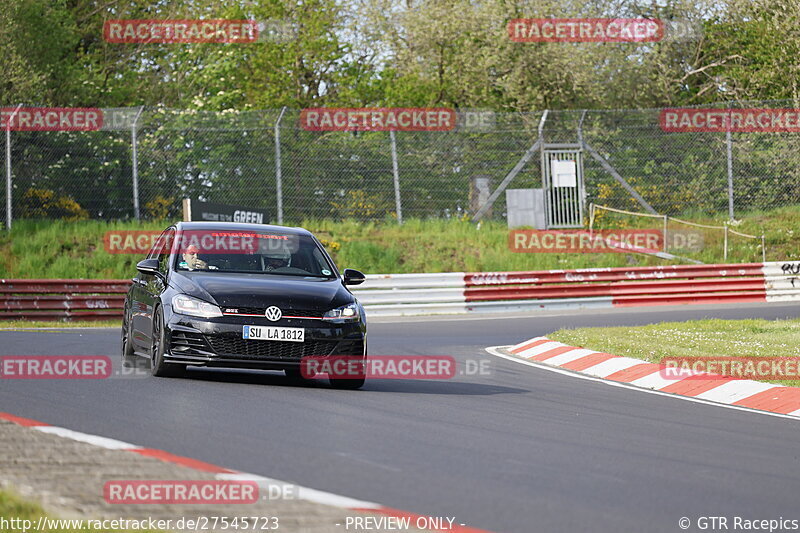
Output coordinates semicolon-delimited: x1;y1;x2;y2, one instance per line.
328;352;366;390
150;305;185;378
121;308;136;365
329;375;366;389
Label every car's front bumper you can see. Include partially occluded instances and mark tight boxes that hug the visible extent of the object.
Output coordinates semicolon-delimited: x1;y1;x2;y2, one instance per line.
162;311;366;370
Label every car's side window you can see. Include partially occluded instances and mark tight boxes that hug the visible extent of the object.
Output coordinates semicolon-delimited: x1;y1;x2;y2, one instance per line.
147;229;170;261
157;228;175;274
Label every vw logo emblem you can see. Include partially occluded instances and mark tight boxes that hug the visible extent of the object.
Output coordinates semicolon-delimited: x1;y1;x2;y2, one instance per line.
265;306;282;321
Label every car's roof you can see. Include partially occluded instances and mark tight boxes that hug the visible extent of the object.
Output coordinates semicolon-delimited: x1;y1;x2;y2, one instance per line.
175;221;312;236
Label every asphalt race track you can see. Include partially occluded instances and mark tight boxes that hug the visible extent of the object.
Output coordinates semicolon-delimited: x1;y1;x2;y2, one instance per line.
2;302;800;532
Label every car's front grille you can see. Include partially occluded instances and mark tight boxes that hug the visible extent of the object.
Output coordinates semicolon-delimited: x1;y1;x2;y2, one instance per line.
206;334;337;359
170;331;213;356
221;307;323;319
282;309;325;319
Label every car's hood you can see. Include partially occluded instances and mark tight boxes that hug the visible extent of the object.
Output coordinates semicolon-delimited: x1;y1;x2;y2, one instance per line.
169;271;352;310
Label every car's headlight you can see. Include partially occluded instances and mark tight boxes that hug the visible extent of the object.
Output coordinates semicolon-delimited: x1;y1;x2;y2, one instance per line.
171;294;222;318
322;303;360;322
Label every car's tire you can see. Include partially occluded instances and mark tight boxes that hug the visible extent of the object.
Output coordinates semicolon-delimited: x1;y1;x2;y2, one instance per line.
121;309;136;364
329;376;365;389
150;305;184;378
328;352;366;390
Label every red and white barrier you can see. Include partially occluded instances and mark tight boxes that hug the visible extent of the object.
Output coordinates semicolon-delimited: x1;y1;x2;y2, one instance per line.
2;262;798;320
357;262;800;316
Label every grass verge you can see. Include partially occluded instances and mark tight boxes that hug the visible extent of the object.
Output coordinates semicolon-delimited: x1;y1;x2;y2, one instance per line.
548;318;800;387
0;218;673;279
0;487;156;532
1;203;796;279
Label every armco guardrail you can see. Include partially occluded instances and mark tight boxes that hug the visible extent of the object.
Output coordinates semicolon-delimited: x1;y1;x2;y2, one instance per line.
2;262;799;320
0;279;129;321
357;262;800;316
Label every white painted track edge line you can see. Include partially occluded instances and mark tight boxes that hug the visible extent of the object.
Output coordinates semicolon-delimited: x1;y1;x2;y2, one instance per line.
33;426;142;450
509;336;549;352
18;423;434;519
216;473;383;510
542;348;597;366
694;380;777;403
485;345;800;422
517;341;566;358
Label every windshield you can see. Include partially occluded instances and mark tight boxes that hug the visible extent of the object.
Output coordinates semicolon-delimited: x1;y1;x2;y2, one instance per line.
172;230;336;278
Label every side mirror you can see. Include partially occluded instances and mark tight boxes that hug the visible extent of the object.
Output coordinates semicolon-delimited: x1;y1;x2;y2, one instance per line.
136;258;161;277
342;268;366;286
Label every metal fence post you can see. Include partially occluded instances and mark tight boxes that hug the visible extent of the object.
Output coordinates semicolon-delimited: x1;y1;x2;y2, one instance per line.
4;127;7;230
274;106;287;225
131;106;145;220
577;110;588;209
390;130;403;224
726;122;735;221
725;102;735;220
723;224;729;261
5;104;22;231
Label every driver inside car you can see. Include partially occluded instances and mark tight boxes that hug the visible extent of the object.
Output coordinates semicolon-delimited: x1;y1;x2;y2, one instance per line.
264;253;290;272
179;245;209;270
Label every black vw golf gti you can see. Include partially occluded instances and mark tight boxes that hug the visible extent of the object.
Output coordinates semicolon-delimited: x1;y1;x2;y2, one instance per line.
122;222;367;389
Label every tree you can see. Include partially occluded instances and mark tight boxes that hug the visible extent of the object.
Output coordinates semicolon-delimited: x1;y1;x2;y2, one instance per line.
683;0;800;103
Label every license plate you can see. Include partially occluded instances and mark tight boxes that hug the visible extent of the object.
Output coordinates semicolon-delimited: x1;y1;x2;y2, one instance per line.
243;325;304;342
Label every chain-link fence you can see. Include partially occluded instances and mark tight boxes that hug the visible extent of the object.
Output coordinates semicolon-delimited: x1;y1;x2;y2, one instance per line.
4;101;800;227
